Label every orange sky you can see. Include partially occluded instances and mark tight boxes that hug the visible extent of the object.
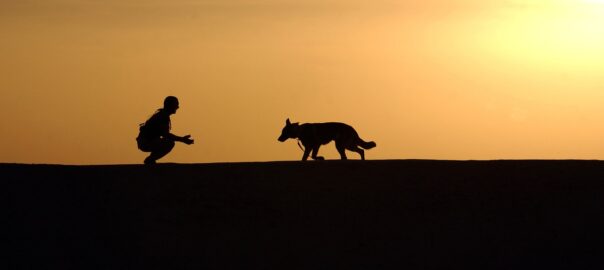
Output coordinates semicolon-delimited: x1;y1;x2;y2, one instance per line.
1;0;604;164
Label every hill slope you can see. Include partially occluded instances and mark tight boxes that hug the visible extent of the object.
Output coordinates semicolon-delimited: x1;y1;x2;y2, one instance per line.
4;160;604;269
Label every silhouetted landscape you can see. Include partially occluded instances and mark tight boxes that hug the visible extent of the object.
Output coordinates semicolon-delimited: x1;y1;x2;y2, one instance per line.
5;160;604;269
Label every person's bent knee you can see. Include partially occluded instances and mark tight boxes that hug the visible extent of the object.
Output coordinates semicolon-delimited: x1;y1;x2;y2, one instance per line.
166;139;175;150
158;139;175;154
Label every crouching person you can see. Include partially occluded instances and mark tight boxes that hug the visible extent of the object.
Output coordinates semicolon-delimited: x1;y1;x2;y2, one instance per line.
137;96;194;164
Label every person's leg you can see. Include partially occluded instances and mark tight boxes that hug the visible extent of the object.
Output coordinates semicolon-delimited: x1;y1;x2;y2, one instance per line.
144;138;175;164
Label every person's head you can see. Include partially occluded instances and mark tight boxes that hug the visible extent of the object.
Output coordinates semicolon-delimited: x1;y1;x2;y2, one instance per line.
163;96;179;114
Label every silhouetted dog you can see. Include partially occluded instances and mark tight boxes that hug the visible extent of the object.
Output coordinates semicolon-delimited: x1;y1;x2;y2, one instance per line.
278;118;376;161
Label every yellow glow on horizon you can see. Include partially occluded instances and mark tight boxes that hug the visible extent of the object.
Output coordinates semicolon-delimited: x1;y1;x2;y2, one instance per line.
484;4;604;71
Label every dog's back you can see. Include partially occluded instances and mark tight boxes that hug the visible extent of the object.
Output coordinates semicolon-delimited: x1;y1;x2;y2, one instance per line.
299;122;357;146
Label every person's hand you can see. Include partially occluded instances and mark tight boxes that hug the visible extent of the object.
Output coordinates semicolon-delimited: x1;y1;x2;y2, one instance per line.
182;135;194;145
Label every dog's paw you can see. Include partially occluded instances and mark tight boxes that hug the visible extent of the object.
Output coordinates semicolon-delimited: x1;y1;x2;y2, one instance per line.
313;156;325;161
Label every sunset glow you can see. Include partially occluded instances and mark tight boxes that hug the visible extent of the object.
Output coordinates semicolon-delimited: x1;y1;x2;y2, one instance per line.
1;1;603;164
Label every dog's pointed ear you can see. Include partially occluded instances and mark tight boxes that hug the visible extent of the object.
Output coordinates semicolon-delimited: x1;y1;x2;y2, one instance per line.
286;118;291;125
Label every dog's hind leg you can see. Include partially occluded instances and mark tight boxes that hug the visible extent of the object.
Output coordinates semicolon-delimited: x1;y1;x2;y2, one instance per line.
347;145;365;160
336;143;348;160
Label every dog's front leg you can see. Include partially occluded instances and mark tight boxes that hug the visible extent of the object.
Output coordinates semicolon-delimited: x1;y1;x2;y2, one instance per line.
302;147;311;161
311;146;324;160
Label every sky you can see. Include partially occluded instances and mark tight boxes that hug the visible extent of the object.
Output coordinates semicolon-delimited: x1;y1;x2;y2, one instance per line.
1;0;604;164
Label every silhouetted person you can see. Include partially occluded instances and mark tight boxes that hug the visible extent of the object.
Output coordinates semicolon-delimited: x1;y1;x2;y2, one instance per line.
137;96;194;164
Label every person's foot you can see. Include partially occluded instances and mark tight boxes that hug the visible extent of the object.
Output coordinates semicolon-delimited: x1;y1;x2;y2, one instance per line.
144;157;156;165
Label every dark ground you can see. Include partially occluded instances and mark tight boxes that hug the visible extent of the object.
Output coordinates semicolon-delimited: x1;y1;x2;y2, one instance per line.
3;160;604;269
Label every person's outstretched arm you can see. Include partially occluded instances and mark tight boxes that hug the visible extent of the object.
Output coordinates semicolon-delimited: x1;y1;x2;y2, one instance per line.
166;133;194;144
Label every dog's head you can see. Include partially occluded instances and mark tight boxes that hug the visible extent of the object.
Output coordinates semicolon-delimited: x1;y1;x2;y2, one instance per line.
278;118;299;142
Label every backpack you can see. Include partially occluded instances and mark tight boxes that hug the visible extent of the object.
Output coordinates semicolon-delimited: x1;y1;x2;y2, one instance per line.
137;110;169;139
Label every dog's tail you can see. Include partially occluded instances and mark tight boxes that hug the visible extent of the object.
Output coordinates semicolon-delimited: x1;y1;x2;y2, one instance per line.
358;138;376;150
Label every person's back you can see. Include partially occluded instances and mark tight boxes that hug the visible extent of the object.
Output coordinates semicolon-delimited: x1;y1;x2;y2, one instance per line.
136;96;194;164
138;109;170;143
